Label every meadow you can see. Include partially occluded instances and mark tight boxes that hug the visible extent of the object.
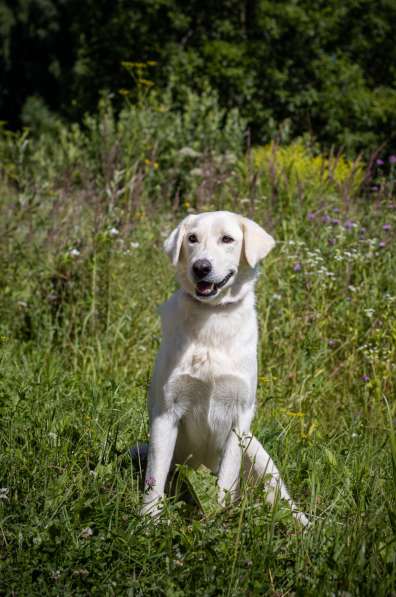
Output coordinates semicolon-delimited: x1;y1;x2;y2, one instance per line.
0;94;395;595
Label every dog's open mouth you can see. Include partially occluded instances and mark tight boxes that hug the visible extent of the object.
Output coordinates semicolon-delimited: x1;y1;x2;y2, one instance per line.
195;271;234;298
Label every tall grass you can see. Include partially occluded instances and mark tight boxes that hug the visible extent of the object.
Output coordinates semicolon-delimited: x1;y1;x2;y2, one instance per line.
0;93;395;594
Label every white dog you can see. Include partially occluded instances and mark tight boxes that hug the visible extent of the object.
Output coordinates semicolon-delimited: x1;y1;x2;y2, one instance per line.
140;210;308;526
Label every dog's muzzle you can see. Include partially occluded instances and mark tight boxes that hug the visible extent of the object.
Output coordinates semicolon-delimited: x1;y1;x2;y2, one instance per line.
195;270;235;298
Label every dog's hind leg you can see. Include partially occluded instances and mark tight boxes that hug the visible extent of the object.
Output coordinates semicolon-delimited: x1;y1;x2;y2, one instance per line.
243;436;309;527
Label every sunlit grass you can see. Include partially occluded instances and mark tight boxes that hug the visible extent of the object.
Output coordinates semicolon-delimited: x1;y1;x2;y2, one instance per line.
0;115;395;593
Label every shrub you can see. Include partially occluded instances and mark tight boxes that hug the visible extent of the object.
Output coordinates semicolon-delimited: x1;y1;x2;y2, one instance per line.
252;141;364;199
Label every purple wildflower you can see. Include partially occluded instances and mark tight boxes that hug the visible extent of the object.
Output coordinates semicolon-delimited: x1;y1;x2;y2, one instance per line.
328;238;336;246
378;241;386;249
344;219;355;230
371;186;379;192
389;155;396;164
307;212;315;221
322;214;331;224
293;262;302;272
332;207;340;213
331;218;340;226
376;159;384;166
328;339;337;348
145;476;156;489
383;223;391;231
362;375;370;383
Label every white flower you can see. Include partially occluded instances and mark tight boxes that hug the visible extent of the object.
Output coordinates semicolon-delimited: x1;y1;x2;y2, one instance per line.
0;488;9;500
179;147;201;158
80;527;93;539
48;432;58;444
130;242;140;249
109;227;119;237
69;248;80;257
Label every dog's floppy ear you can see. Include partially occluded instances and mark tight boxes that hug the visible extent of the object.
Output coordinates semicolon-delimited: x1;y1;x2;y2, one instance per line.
164;215;195;266
240;216;275;268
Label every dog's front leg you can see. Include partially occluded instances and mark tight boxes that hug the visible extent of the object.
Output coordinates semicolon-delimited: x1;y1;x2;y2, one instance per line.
217;408;253;506
141;412;178;517
217;428;245;505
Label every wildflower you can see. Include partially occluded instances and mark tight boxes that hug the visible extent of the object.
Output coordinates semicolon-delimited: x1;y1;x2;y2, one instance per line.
73;569;89;577
293;262;302;272
109;227;119;237
371;186;379;192
331;219;340;226
332;207;340;213
80;527;94;539
389;155;396;164
307;212;315;221
145;476;156;489
179;147;201;158
376;159;384;166
130;241;140;249
0;488;9;500
272;293;282;300
224;152;237;164
328;339;337;348
144;159;158;169
361;375;370;383
328;238;336;246
322;214;331;224
69;248;80;257
383;223;391;231
378;241;386;248
344;220;355;230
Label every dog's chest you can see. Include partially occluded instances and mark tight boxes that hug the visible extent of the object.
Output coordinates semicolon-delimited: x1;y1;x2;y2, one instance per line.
156;292;258;413
163;320;255;412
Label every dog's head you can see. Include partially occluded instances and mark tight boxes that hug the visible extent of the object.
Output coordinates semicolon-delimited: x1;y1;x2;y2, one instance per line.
164;211;275;305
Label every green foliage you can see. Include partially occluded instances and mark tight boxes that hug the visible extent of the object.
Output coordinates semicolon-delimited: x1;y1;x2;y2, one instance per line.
1;0;396;154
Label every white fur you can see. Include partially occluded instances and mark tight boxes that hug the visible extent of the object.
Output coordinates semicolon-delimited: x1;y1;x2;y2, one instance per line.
142;211;308;526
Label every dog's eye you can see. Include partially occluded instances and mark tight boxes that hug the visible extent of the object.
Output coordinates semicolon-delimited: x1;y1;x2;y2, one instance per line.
188;234;198;243
222;235;234;244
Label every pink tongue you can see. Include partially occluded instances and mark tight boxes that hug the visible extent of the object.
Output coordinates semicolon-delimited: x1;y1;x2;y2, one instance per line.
197;281;213;292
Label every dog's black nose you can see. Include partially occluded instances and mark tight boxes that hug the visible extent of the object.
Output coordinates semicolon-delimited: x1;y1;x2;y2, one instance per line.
193;259;212;279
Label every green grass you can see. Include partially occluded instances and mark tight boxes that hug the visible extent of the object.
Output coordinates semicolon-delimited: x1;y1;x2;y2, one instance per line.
0;119;395;594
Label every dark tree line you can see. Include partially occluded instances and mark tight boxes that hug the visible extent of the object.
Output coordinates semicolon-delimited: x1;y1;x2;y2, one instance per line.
1;0;395;152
